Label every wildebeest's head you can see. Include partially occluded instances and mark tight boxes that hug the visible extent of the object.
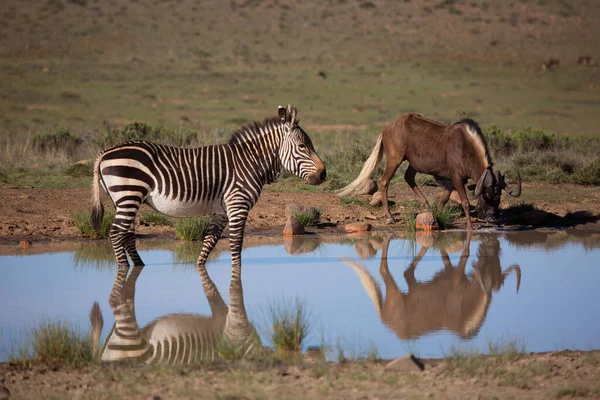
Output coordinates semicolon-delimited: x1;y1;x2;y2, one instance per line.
474;168;522;221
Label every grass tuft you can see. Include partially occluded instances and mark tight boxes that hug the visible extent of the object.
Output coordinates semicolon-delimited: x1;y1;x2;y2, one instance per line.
72;210;114;239
293;208;321;227
266;298;311;355
431;205;461;229
139;211;173;227
9;319;93;367
174;216;211;241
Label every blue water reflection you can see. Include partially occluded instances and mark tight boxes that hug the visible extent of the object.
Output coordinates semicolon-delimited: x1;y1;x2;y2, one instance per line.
1;230;599;361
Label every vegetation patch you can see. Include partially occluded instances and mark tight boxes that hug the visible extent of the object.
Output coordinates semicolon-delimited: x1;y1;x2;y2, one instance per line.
9;318;94;367
293;208;321;227
431;205;461;229
265;297;311;357
174;216;211;241
73;210;114;239
139;211;173;227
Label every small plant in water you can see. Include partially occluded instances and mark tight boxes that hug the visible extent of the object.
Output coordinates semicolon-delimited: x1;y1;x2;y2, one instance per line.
267;297;311;355
174;216;210;241
293;208;321;227
73;210;114;239
10;319;93;366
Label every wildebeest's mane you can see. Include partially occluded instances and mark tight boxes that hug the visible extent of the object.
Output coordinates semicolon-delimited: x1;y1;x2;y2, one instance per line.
229;116;283;145
454;118;493;167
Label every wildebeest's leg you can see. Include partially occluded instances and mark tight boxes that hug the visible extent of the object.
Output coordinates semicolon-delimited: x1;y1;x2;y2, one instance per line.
379;157;402;223
436;187;453;210
403;246;429;289
451;176;474;230
452;232;472;286
378;235;405;317
404;165;431;209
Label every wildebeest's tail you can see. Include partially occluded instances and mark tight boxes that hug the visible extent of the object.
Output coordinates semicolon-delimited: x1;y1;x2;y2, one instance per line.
336;133;384;197
89;301;104;357
341;257;383;318
91;154;104;232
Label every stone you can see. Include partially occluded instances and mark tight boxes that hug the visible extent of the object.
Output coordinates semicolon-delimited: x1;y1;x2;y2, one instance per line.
355;241;377;259
18;240;32;249
520;210;553;227
415;212;439;231
384;354;426;372
283;235;321;255
364;212;378;220
344;222;372;233
357;179;378;195
283;216;305;236
415;231;437;248
370;192;383;206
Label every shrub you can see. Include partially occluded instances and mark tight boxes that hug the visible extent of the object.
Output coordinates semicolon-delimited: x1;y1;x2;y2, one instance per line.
267;298;311;354
139;211;173;226
573;157;600;186
174;217;210;241
64;162;93;177
10;319;93;367
31;126;82;156
73;210;114;239
95;121;199;148
293;208;320;227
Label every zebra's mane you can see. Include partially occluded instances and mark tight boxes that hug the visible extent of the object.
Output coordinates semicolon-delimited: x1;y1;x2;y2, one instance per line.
228;117;283;146
454;118;493;167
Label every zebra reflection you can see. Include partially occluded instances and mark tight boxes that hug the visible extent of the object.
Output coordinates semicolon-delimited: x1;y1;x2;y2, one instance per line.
343;233;521;340
91;263;259;364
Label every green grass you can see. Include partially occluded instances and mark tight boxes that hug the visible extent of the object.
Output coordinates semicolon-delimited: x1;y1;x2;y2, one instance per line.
265;298;312;356
431;205;462;229
72;209;115;239
293;208;321;227
173;216;211;241
9;318;94;367
139;211;174;227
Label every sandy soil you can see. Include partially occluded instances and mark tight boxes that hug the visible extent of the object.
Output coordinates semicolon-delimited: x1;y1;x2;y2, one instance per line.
2;351;600;399
1;183;599;244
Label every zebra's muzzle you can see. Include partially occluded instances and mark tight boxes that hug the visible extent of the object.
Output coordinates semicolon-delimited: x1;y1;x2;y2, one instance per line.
307;168;326;185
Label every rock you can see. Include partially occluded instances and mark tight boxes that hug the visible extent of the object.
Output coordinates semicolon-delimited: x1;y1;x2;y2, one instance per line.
565;210;596;221
355;241;377;259
357;179;378;195
415;212;439;231
384;354;425;372
575;222;600;232
283;235;321;254
520;210;553;226
364;212;378;220
344;222;372;232
370;192;383;206
18;240;32;249
415;231;437;248
283;216;305;236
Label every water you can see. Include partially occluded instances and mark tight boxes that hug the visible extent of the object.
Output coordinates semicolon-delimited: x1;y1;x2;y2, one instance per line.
1;229;599;362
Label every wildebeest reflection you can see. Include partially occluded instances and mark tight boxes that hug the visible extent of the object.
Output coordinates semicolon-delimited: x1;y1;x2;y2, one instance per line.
343;233;521;340
90;262;259;364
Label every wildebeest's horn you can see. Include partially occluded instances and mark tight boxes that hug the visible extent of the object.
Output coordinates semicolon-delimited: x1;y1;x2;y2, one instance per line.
503;171;522;197
474;168;489;197
502;264;521;293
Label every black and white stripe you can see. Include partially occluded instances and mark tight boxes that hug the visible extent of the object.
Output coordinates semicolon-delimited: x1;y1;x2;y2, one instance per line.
91;105;326;276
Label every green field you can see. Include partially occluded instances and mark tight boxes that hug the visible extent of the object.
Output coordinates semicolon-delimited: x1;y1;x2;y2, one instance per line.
1;0;599;188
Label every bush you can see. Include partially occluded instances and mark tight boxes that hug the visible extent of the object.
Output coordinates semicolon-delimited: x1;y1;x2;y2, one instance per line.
293;208;320;227
573;157;600;186
267;298;311;354
10;319;93;367
64;162;93;177
95;121;199;148
431;204;461;229
31;126;82;156
174;216;211;241
73;210;114;239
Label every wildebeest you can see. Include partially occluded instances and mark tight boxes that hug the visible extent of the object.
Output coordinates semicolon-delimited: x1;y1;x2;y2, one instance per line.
337;113;522;229
343;233;521;340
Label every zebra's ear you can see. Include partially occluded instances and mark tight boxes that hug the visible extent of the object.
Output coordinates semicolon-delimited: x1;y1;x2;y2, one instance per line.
289;106;297;125
278;105;286;122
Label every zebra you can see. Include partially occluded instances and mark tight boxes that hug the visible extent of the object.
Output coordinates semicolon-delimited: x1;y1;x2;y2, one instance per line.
91;259;259;363
91;105;326;279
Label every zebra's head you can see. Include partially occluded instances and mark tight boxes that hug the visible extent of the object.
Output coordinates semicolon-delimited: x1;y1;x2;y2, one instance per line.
278;105;326;185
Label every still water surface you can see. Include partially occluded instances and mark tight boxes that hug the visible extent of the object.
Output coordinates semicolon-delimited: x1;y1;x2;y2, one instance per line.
1;230;599;362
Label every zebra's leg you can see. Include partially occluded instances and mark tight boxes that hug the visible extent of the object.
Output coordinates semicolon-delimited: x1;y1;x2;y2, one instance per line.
195;214;228;317
110;202;144;268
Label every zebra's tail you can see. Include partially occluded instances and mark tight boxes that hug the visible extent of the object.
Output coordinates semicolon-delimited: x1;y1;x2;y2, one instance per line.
89;301;104;357
91;155;104;232
336;133;384;197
